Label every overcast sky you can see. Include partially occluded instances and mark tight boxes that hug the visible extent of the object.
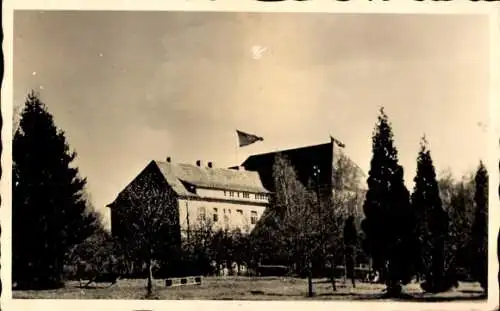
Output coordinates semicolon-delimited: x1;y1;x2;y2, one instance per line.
13;11;491;228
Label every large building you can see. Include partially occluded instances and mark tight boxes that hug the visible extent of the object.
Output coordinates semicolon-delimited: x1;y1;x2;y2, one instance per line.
238;138;366;214
108;139;365;244
108;158;271;241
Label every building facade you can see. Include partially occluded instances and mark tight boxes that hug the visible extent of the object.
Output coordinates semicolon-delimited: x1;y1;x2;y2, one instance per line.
107;159;270;242
238;139;366;215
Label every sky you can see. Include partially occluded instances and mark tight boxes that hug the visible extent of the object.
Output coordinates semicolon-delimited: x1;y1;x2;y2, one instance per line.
13;11;491;229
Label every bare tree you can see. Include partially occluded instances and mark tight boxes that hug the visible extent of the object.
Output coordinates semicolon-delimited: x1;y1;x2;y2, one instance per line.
343;216;358;288
115;167;179;296
323;151;365;290
272;154;317;297
438;171;475;279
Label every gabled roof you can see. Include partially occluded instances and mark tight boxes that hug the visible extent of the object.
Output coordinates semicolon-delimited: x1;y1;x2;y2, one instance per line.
242;142;333;165
241;142;335;191
153;160;270;196
240;140;366;192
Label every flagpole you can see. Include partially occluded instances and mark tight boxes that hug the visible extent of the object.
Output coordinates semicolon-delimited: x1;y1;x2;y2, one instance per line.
235;132;239;167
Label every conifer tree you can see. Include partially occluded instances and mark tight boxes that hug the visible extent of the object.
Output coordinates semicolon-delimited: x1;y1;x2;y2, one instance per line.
412;136;449;293
470;161;488;292
361;107;414;296
12;91;99;289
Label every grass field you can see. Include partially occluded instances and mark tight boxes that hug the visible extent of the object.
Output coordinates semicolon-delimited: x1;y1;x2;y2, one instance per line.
13;276;487;301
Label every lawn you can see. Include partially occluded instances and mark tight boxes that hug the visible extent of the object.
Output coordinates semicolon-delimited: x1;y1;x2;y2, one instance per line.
13;276;487;301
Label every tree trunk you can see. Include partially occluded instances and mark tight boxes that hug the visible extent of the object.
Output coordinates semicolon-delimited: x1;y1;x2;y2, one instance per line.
331;259;337;291
307;259;314;297
347;250;356;288
384;259;402;297
343;254;348;283
146;258;153;296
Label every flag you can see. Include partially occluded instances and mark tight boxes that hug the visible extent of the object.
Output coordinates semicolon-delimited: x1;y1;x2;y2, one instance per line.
237;130;263;147
330;136;346;148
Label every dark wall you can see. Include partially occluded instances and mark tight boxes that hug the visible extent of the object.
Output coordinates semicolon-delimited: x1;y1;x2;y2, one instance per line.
241;142;335;192
108;161;182;255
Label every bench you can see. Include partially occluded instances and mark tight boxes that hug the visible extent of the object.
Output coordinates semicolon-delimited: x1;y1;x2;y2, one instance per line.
165;276;202;287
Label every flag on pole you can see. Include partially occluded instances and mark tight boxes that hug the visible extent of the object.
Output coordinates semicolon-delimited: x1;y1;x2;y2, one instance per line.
330;135;346;148
237;130;264;147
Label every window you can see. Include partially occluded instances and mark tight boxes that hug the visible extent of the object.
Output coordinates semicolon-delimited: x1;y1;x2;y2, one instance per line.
213;208;218;222
198;206;206;221
229;192;235;197
236;209;243;215
243;193;250;199
251;211;258;225
256;193;267;200
224;191;226;196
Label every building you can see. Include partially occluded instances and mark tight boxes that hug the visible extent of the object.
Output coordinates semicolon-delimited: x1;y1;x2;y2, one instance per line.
238;139;366;215
107;158;271;242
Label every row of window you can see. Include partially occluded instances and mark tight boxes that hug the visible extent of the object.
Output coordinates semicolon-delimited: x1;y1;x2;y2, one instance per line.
197;207;258;225
223;191;268;200
255;194;267;200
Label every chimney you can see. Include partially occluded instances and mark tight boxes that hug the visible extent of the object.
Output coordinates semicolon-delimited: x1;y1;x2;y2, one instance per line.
208;162;213;168
196;160;201;167
166;157;171;163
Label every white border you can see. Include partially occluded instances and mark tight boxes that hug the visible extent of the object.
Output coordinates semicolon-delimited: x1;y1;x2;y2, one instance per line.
2;1;499;311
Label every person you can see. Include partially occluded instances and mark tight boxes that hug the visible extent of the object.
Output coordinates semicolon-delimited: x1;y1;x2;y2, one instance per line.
372;270;380;283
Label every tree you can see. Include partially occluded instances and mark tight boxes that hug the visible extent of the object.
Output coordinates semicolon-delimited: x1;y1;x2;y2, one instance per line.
343;216;358;288
114;165;180;297
412;136;450;293
65;226;124;285
323;150;366;291
439;172;475;282
249;209;288;266
12;91;99;289
272;154;317;296
361;107;415;297
470;161;488;292
182;218;215;277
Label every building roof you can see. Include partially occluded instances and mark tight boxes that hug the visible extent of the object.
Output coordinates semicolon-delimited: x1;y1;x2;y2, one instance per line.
241;142;335;191
241;140;366;192
154;160;270;196
243;142;333;164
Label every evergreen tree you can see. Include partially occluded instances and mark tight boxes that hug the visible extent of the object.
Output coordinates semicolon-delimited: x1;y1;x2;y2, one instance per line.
412;136;450;293
13;91;99;289
361;107;414;296
470;161;488;292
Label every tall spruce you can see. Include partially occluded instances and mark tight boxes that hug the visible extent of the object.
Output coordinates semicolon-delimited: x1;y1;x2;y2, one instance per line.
361;107;414;296
12;91;99;289
470;161;488;292
412;136;449;293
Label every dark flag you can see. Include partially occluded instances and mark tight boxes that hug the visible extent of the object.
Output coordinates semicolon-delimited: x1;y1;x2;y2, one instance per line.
237;130;264;147
330;135;346;148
